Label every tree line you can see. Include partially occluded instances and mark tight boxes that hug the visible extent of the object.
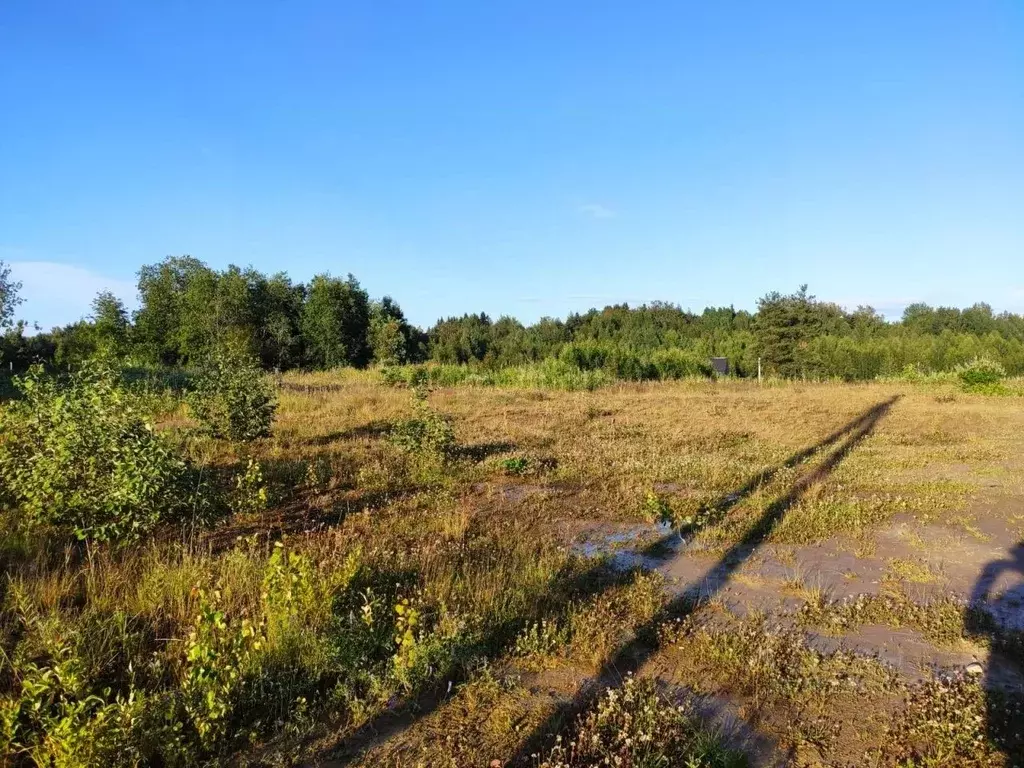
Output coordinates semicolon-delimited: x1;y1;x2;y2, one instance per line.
2;256;1023;380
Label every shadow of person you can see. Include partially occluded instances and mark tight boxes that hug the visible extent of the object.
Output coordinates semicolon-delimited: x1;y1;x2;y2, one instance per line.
967;542;1024;763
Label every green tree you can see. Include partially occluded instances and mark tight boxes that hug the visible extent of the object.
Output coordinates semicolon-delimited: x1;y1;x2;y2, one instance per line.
135;255;212;364
0;362;192;541
428;313;492;364
91;291;130;359
1;322;56;374
754;285;822;378
254;272;305;370
0;260;23;330
188;345;278;441
369;296;413;365
52;320;98;366
301;273;372;368
207;264;257;355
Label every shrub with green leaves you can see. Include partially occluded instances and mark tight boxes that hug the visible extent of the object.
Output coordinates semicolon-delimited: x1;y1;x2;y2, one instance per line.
651;347;713;379
955;358;1006;392
188;347;278;441
387;386;455;456
0;363;191;541
182;589;264;748
500;456;531;475
642;491;675;526
232;458;268;515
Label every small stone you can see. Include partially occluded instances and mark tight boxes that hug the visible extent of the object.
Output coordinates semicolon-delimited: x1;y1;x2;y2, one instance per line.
965;662;984;676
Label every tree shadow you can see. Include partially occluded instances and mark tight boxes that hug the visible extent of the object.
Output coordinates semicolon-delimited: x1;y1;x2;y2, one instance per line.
967;542;1024;762
449;440;518;463
296;421;392;447
321;396;899;766
199;487;414;552
506;394;899;765
279;381;347;395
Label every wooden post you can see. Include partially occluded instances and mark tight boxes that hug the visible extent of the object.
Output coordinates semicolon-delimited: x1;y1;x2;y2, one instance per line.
757;357;762;384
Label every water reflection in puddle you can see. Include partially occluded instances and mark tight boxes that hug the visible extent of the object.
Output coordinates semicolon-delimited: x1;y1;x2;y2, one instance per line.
574;521;685;571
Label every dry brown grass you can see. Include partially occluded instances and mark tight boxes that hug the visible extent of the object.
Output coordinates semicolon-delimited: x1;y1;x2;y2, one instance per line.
4;373;1023;766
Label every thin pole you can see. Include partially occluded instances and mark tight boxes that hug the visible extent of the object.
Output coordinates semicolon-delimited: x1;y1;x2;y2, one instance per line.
758;357;762;384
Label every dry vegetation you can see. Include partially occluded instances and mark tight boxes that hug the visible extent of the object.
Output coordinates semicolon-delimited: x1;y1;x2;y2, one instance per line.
2;372;1023;766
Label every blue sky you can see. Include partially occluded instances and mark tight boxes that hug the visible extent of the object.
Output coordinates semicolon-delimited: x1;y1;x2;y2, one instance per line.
2;1;1022;330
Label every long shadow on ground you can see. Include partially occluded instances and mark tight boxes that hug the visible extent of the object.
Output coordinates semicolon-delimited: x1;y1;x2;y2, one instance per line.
505;394;900;766
322;396;899;766
968;543;1024;762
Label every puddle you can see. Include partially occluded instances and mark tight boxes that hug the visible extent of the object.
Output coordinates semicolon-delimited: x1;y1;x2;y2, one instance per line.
976;587;1024;632
574;521;683;571
807;625;978;683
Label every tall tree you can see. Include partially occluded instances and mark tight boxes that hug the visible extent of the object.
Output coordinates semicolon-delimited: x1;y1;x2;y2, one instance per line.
754;285;822;378
302;274;372;368
428;313;492;364
369;296;412;365
255;273;305;370
135;255;212;364
91;291;130;359
0;260;23;330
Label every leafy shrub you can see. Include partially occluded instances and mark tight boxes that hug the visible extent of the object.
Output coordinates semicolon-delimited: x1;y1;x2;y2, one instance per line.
558;341;608;371
500;456;531;475
379;365;405;387
388;410;455;456
0;639;154;766
188;347;278;441
232;459;268;515
263;543;316;618
955;358;1006;393
388;387;456;457
605;348;655;381
642;491;675;526
893;363;925;382
182;589;264;748
0;363;191;541
303;455;334;491
651;348;713;379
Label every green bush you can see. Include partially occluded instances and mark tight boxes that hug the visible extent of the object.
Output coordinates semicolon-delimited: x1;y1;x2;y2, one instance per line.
558;341;608;371
373;360;614;392
182;589;264;748
232;459;268;515
605;348;655;381
650;348;712;379
0;363;191;541
379;365;406;387
388;386;456;457
955;358;1006;391
492;358;611;391
642;491;675;526
388;405;456;457
500;456;531;475
188;348;278;441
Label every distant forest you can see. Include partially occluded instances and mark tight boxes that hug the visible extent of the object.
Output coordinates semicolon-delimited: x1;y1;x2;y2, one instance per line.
2;256;1023;380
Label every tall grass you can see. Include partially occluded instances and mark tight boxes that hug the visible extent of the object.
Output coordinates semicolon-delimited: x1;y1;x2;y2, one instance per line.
382;359;615;391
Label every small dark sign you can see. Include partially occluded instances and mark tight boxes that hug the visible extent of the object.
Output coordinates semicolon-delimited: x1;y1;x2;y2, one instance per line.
710;357;729;375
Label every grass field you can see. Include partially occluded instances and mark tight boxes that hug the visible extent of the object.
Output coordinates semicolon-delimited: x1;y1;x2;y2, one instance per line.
3;373;1024;766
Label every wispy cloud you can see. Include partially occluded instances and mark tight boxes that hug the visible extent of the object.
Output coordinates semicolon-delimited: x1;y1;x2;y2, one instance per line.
577;203;616;219
7;261;137;330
